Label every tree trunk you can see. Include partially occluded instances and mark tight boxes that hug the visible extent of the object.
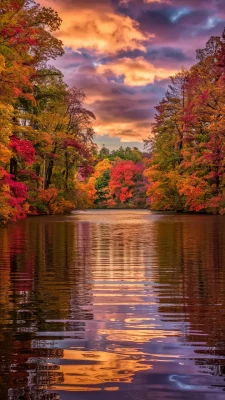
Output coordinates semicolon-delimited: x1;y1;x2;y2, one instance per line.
65;151;69;190
46;159;54;189
45;146;57;189
10;157;17;177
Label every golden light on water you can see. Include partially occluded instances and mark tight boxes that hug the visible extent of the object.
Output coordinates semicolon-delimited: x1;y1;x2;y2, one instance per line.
1;211;225;397
54;348;152;390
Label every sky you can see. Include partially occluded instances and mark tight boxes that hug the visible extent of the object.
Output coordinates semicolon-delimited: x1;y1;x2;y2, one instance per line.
39;0;225;150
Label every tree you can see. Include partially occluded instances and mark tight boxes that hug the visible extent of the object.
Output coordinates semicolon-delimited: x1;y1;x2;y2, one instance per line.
0;0;97;222
109;160;146;208
145;29;225;214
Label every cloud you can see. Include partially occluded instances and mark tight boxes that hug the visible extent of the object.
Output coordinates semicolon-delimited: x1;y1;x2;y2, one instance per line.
96;56;178;86
60;61;166;141
94;134;144;150
144;0;168;2
145;47;193;67
39;0;225;145
94;122;150;142
39;0;151;55
120;0;169;4
134;5;225;61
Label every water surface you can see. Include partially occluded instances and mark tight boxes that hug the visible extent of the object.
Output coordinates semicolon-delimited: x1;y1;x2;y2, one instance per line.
0;210;225;399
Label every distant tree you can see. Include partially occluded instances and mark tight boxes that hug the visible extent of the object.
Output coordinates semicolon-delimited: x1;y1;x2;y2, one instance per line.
109;160;147;208
99;144;110;159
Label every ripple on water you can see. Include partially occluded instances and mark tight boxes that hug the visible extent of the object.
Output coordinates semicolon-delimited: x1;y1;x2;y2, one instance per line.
0;211;225;399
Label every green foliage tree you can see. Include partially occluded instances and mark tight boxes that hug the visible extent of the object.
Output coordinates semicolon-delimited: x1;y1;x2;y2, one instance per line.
94;170;110;207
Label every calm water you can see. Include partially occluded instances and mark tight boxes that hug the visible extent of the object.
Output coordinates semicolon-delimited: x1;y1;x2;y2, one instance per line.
0;210;225;400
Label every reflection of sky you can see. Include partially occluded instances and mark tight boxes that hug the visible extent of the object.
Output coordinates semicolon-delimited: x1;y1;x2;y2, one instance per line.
49;211;225;394
37;0;225;148
1;212;225;398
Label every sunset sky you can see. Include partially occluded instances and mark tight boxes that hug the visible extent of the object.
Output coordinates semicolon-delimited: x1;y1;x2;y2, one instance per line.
39;0;225;149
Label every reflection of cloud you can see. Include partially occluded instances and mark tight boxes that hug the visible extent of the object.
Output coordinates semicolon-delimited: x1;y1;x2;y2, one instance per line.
52;215;180;392
98;328;177;342
55;348;151;389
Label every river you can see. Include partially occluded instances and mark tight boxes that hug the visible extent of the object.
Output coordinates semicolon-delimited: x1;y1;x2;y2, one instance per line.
0;210;225;399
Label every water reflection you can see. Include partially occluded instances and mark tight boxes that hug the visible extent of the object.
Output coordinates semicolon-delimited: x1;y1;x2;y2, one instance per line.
0;211;225;399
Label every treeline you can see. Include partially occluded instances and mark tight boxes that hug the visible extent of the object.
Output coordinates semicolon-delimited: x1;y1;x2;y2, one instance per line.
0;0;96;224
0;0;148;223
145;30;225;214
76;146;148;209
2;0;225;223
78;24;225;214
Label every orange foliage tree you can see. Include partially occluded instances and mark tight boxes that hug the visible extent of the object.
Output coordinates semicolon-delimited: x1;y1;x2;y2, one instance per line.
0;0;96;223
145;29;225;214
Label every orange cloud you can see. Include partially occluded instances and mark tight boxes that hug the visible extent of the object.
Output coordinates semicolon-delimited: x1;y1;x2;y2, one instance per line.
93;121;151;142
97;57;178;86
120;0;170;3
38;0;174;142
64;64;163;142
39;0;151;55
144;0;170;3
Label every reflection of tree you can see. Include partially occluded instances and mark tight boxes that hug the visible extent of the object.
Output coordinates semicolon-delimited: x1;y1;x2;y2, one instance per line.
0;222;63;399
55;216;157;389
0;226;35;399
1;210;225;396
70;221;94;321
0;216;95;398
152;215;225;377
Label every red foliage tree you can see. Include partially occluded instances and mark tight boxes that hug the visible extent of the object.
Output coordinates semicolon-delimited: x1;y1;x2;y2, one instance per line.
109;160;146;207
0;168;28;222
10;136;36;165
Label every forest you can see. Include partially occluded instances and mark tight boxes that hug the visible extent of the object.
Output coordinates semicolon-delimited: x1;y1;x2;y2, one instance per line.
1;0;225;225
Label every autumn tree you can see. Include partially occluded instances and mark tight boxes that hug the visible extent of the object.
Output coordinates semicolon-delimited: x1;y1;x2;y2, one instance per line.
145;29;225;214
109;160;147;208
144;70;189;211
0;0;97;222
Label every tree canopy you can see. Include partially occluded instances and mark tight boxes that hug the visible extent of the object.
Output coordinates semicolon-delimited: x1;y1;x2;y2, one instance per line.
2;1;225;222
